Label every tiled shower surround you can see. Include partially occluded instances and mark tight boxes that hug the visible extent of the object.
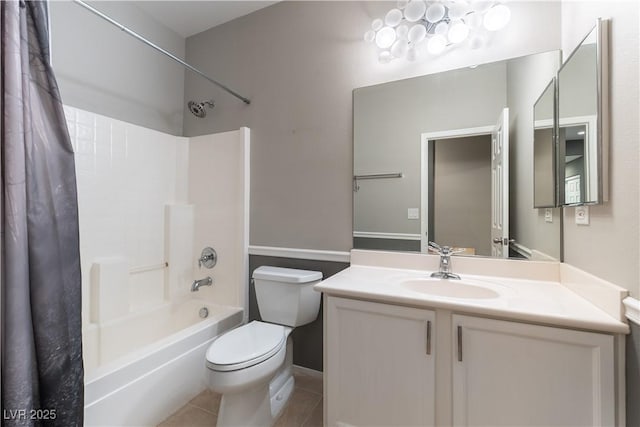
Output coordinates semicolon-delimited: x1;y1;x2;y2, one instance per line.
65;106;249;373
65;105;189;325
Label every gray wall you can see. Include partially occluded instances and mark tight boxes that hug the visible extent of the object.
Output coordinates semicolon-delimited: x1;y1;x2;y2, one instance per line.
353;64;506;236
534;128;556;207
627;321;640;426
183;1;562;252
50;1;186;135
507;51;562;260
353;237;420;252
433;136;491;256
248;256;349;371
559;44;598;119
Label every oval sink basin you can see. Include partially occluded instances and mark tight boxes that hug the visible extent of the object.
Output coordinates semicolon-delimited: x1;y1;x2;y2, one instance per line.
400;278;500;299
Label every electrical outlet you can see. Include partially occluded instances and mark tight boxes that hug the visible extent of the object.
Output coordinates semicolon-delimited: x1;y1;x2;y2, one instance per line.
575;206;590;225
544;208;553;223
407;208;420;220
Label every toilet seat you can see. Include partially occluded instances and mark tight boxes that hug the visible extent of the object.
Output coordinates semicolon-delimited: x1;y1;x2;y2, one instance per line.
206;321;286;372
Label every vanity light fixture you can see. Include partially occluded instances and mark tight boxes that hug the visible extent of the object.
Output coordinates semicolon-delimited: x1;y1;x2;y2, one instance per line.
364;0;512;63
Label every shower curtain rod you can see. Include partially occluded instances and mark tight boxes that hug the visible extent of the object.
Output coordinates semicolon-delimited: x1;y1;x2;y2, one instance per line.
72;0;251;105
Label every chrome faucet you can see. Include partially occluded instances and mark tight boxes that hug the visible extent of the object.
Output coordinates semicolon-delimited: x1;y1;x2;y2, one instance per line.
191;276;213;292
428;242;461;280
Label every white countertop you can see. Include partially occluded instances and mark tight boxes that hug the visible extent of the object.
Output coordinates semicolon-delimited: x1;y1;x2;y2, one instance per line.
315;265;629;334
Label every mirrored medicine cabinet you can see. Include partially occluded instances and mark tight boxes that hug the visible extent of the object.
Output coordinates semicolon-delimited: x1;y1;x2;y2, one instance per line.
557;18;609;206
533;18;610;208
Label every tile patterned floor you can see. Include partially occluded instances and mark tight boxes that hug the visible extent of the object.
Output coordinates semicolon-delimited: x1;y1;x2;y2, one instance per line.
158;371;323;427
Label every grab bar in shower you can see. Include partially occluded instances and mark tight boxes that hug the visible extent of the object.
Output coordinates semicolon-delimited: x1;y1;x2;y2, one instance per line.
129;262;169;275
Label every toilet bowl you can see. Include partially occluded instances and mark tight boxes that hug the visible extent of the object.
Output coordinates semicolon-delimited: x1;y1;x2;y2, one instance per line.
206;266;322;427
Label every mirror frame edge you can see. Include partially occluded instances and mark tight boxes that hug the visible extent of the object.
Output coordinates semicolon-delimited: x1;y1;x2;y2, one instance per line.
596;18;610;204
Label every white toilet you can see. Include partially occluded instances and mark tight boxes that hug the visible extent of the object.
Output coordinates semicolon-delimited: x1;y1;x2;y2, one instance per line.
206;266;323;427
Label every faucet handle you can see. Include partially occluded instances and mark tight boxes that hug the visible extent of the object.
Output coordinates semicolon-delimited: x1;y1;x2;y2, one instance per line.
428;241;443;253
198;247;217;269
429;242;465;256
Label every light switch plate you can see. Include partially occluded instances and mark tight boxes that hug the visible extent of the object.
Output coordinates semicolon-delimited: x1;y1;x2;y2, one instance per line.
407;208;420;220
544;208;553;223
575;206;590;225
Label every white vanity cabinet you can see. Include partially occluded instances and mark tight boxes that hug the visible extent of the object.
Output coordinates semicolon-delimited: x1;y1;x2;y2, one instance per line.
452;315;615;427
325;297;436;427
325;296;617;427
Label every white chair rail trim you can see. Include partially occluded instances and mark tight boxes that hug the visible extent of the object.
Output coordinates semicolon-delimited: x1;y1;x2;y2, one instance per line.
623;296;640;325
248;246;351;263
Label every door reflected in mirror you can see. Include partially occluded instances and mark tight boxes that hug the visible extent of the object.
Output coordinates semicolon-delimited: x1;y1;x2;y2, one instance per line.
561;124;588;204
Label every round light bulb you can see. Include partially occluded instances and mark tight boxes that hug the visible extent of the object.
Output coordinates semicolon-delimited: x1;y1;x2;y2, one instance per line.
435;21;449;35
407;46;418;61
378;50;393;64
427;34;447;54
404;0;427;22
397;0;410;9
396;24;409;40
375;26;397;49
408;24;427;44
425;3;446;23
448;21;469;44
385;8;404;27
483;4;511;31
372;18;384;31
364;30;376;43
391;40;409;58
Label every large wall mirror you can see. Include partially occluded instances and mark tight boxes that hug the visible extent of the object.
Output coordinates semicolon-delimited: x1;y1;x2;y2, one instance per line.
557;18;609;205
353;50;562;261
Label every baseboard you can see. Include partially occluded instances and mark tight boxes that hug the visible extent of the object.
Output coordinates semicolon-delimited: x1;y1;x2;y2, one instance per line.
624;296;640;325
293;365;323;378
248;245;350;263
510;242;532;259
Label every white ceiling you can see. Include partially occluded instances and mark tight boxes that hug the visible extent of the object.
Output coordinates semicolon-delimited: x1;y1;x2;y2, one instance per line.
132;1;279;38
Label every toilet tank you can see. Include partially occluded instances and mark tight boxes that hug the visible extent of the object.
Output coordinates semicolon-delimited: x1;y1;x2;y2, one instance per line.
253;266;323;327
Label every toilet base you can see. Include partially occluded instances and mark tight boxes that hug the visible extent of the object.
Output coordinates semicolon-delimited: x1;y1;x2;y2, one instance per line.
216;338;294;427
216;372;294;427
270;373;295;420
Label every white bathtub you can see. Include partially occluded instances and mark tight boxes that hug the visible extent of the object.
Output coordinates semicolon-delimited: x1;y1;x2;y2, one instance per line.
83;300;243;426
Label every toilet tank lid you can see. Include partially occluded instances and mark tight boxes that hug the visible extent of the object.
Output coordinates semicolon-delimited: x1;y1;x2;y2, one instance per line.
252;266;322;283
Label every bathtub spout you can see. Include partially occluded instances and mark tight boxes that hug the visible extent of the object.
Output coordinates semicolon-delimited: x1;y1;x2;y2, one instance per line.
191;277;213;292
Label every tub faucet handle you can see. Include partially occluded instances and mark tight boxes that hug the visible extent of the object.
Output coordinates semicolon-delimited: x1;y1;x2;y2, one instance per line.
198;247;217;269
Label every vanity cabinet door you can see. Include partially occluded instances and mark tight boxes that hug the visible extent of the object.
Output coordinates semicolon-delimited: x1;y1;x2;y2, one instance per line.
452;315;615;426
326;297;435;427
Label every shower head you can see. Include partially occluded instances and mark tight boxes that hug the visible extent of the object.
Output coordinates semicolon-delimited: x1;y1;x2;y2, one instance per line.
187;100;214;118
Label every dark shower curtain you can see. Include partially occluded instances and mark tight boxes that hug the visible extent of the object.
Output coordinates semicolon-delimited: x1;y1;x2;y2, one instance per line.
1;1;84;426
